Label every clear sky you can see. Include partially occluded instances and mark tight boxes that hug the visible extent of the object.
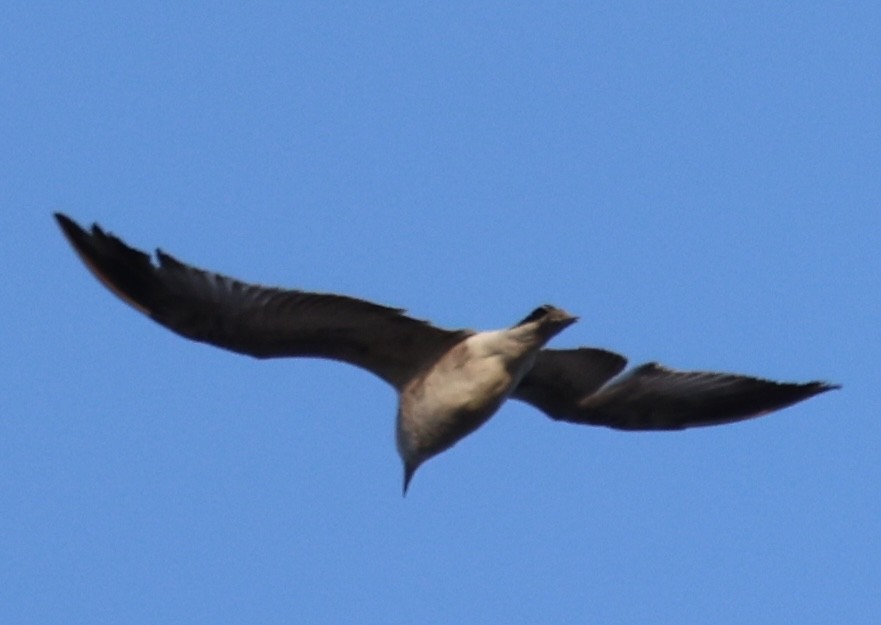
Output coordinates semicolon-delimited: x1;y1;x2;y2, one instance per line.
3;3;879;623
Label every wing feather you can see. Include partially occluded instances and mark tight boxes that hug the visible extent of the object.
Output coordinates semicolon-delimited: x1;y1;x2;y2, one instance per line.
514;354;838;430
55;213;471;389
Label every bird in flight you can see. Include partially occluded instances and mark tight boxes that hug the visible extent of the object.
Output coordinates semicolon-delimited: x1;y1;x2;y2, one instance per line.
55;214;838;493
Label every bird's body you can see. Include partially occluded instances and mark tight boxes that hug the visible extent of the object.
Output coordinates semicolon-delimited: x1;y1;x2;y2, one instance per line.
54;214;839;492
397;317;575;489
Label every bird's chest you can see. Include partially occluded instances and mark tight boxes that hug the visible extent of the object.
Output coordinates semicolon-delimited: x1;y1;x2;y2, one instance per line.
421;355;512;417
396;335;538;458
411;339;536;421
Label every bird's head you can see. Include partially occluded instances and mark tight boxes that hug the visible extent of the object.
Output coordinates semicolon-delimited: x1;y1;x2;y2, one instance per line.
515;305;578;339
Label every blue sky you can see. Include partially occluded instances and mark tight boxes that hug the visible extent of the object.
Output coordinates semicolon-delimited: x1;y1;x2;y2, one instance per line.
3;2;879;623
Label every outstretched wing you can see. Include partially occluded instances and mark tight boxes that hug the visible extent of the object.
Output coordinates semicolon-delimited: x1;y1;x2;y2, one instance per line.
513;348;628;417
514;351;838;430
55;214;471;389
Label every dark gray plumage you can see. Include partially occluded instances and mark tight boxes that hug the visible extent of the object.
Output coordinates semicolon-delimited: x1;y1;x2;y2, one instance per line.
55;214;839;493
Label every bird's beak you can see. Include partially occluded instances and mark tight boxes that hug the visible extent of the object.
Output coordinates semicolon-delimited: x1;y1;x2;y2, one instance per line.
558;311;579;328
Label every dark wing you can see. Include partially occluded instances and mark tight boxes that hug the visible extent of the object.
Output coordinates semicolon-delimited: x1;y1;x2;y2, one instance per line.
55;214;471;389
513;348;629;418
514;353;838;430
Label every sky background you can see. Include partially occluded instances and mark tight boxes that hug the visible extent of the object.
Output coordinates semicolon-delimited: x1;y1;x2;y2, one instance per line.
3;2;879;623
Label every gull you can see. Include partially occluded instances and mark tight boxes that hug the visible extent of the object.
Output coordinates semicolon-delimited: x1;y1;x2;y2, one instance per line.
55;214;838;493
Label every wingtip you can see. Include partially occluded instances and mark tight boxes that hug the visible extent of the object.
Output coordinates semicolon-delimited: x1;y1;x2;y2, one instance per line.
54;212;84;239
813;381;842;393
768;379;841;415
54;213;158;316
54;213;109;253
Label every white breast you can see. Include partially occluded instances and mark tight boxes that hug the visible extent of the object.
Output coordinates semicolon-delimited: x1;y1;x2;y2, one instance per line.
416;331;537;418
396;326;547;467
